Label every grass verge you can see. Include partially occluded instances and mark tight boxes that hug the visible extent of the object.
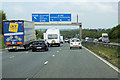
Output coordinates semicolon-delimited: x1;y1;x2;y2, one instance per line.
0;34;5;49
110;38;120;43
82;42;120;69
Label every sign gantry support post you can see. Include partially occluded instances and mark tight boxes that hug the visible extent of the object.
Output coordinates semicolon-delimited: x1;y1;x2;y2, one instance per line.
79;23;82;41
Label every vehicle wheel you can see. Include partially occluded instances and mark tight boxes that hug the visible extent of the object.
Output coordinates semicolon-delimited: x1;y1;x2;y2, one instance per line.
70;47;72;49
24;44;30;51
50;45;52;47
79;47;82;49
58;44;60;47
8;49;11;52
14;49;17;52
45;48;49;51
32;49;35;52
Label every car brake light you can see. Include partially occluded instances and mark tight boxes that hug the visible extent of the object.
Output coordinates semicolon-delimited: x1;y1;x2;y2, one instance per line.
71;43;73;45
43;43;46;45
78;43;80;45
32;43;35;45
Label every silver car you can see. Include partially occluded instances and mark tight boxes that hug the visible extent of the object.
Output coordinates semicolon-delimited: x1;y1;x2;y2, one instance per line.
70;38;82;49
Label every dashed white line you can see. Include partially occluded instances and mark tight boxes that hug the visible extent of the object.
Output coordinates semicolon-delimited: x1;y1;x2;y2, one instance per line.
26;51;28;54
44;61;48;65
9;56;15;59
52;55;55;57
57;51;59;53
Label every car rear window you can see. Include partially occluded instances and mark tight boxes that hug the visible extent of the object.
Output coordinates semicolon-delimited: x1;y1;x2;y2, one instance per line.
71;39;80;42
34;41;44;43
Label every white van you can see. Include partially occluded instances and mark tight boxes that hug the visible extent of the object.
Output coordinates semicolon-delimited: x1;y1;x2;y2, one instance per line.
44;28;61;47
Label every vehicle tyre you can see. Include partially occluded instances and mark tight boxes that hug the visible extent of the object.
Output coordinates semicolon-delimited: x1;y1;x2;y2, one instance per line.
79;47;82;49
58;44;60;47
50;44;52;47
8;49;11;52
32;49;35;52
45;48;49;51
14;49;17;52
70;47;72;49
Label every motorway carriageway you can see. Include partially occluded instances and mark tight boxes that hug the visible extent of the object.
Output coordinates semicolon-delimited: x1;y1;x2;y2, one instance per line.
2;43;119;78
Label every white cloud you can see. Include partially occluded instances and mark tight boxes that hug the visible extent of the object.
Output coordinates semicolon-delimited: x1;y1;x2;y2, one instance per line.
94;2;117;14
12;6;25;14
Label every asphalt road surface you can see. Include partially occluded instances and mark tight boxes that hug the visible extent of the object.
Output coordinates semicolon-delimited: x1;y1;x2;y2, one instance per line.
2;43;118;78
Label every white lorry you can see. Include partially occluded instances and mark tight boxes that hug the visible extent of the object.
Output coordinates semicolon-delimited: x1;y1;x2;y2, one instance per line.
102;33;110;43
43;28;61;47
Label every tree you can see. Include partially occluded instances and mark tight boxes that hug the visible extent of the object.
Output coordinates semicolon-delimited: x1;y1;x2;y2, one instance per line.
35;30;43;40
0;10;7;34
109;24;120;39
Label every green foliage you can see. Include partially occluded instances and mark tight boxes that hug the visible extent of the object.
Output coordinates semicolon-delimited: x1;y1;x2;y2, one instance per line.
61;25;120;43
108;24;120;39
60;29;106;39
0;10;7;34
35;30;43;40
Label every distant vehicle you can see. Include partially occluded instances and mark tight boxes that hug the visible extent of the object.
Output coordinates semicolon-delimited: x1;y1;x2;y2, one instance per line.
64;38;69;43
70;38;82;49
32;40;49;52
93;39;98;43
85;37;93;42
102;33;110;43
60;36;64;44
3;20;36;51
69;38;73;42
85;37;89;42
43;28;61;47
98;37;102;42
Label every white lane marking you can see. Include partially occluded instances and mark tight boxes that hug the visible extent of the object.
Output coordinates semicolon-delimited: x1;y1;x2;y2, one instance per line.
26;51;28;54
60;49;62;50
44;61;48;65
57;51;59;53
83;46;120;73
25;78;29;80
52;55;55;57
9;56;15;59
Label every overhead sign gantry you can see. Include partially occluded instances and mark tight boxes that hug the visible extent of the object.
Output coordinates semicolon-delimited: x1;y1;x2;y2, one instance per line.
32;13;82;40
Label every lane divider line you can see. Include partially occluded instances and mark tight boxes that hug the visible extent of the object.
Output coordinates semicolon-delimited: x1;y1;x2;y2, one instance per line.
83;46;120;73
9;56;15;59
26;51;28;54
57;51;59;53
52;55;55;57
44;61;48;65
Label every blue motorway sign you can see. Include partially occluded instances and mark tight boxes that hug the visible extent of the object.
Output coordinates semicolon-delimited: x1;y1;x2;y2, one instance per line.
50;14;71;22
32;13;71;23
32;14;49;22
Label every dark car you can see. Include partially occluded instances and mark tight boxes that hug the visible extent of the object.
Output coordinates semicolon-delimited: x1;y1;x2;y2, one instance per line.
32;40;49;52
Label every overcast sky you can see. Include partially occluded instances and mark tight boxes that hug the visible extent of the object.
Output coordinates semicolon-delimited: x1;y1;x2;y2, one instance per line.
1;0;119;29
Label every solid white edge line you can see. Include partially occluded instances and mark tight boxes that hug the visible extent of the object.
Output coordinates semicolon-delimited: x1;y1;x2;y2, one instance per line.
83;46;120;73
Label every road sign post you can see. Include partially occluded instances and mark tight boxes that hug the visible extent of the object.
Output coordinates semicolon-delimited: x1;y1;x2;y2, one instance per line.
79;24;82;41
